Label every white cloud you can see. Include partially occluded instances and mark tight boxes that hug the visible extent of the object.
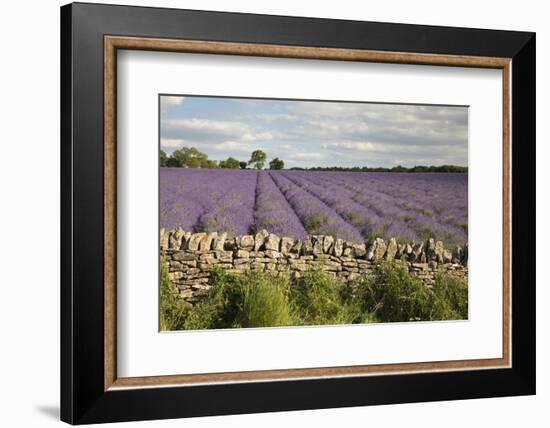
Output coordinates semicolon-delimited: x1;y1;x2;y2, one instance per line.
160;96;185;113
160;96;468;168
250;113;297;122
290;152;323;159
242;131;274;141
160;138;188;149
162;138;257;157
325;142;378;152
327;140;466;154
211;141;255;153
162;118;275;143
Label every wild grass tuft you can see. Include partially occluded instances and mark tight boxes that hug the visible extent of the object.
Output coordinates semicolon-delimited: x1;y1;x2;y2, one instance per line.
291;268;358;326
345;262;468;322
239;273;293;328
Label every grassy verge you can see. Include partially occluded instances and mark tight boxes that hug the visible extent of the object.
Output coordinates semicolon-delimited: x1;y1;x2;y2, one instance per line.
160;261;468;331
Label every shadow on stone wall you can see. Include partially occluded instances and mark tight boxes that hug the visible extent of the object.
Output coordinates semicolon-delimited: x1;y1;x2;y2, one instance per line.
161;228;468;304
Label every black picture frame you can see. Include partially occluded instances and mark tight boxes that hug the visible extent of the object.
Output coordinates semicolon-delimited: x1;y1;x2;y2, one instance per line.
61;2;535;424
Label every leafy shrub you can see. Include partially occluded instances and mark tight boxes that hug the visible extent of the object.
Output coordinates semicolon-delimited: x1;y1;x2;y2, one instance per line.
347;263;468;322
290;269;358;325
183;268;293;329
350;262;434;322
431;272;468;320
160;262;468;330
183;268;243;330
304;213;328;233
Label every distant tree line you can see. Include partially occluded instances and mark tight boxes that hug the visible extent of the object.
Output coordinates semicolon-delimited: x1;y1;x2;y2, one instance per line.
160;146;466;173
289;165;468;173
160;147;285;170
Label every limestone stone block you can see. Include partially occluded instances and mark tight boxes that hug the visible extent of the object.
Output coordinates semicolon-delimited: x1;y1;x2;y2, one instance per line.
385;238;398;260
265;233;281;251
236;235;254;251
373;238;387;261
333;238;344;257
171;252;196;262
323;235;334;254
213;232;227;251
235;250;250;259
254;229;270;251
187;233;206;251
301;238;313;255
352;243;366;258
199;232;217;251
312;236;324;255
265;250;282;259
280;237;294;255
434;240;444;263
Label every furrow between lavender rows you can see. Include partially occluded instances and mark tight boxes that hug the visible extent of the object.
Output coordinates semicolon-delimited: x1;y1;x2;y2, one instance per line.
327;173;467;245
278;170;403;241
290;170;465;229
282;171;467;246
268;171;364;243
320;172;467;233
252;172;308;240
161;168;467;247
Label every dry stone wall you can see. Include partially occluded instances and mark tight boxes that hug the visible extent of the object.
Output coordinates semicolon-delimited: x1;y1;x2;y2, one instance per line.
160;228;468;304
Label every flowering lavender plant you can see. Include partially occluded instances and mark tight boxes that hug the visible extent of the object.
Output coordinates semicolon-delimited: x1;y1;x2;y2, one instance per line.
160;168;467;246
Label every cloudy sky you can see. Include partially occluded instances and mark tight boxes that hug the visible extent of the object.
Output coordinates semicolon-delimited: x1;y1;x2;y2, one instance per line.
160;95;468;168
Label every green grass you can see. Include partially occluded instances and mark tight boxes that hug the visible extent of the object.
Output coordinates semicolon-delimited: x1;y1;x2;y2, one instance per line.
239;274;293;328
304;213;329;233
159;259;189;331
291;269;360;326
343;262;468;322
160;262;468;331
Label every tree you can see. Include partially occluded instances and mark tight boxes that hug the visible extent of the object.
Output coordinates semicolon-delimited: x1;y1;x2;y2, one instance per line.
171;147;209;168
269;157;284;170
391;164;407;173
204;159;219;169
165;156;180;167
248;149;267;170
239;161;248;170
160;150;168;167
219;157;241;169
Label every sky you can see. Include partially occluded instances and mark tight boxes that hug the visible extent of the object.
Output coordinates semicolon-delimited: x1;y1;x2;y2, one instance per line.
160;95;468;169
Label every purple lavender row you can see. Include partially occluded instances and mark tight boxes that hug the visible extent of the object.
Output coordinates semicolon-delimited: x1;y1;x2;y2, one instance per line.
160;168;257;236
292;171;421;237
197;170;257;236
160;167;467;247
314;171;466;246
253;172;308;240
288;171;466;246
275;171;386;238
361;172;468;230
364;173;466;228
279;171;419;242
160;168;208;231
330;173;467;246
269;171;364;243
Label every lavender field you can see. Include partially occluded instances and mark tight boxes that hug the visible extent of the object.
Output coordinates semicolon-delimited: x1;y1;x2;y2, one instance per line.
160;168;468;247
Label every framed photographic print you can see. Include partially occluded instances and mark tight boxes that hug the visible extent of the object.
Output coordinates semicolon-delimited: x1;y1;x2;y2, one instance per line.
60;2;536;424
